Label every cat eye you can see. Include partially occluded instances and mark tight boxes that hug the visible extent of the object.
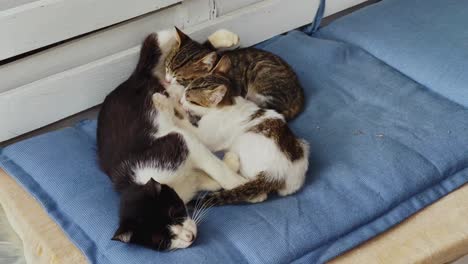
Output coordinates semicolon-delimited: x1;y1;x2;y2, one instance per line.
168;206;186;218
188;100;201;106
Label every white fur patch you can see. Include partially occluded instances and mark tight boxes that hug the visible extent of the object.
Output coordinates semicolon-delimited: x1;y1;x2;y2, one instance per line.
169;218;197;250
181;96;309;197
114;231;133;243
153;28;177;79
157;29;177;55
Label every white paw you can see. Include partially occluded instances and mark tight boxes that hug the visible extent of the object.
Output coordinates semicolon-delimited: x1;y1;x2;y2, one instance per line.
152;93;173;111
277;188;295;197
248;193;268;203
208;29;240;49
223;152;240;172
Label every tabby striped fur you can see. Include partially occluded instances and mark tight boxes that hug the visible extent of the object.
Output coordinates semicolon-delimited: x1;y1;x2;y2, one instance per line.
165;28;305;120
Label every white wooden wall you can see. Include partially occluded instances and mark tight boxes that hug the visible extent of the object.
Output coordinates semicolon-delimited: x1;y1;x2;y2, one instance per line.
0;0;366;142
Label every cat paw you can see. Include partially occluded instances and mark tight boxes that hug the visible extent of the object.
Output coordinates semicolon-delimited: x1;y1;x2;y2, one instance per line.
208;29;240;49
247;193;268;203
152;93;173;111
223;152;240;172
277;188;294;197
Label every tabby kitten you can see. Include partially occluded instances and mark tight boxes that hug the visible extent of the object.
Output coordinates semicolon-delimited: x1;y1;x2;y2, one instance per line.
165;28;305;120
97;30;246;250
156;59;309;204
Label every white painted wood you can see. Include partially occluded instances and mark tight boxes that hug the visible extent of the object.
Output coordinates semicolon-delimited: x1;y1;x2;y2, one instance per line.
0;47;139;141
0;0;38;11
178;0;212;27
0;0;180;60
187;0;320;47
0;0;320;141
325;0;368;16
0;2;200;94
214;0;263;16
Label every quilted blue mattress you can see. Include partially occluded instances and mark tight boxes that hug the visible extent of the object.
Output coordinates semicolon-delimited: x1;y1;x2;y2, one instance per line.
1;0;468;263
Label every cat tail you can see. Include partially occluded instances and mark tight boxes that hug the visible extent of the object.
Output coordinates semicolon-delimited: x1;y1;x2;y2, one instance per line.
134;33;162;76
202;172;284;206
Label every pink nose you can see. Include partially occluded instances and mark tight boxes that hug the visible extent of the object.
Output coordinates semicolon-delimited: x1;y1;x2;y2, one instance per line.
186;233;194;242
165;75;172;83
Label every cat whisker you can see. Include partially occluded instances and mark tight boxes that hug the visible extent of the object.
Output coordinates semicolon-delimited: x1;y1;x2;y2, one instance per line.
194;196;216;224
194;196;212;220
191;192;210;221
158;238;165;250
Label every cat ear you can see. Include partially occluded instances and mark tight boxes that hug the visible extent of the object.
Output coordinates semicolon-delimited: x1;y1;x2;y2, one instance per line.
112;225;133;243
212;56;231;74
199;52;218;71
174;26;189;46
208;85;228;105
145;178;162;194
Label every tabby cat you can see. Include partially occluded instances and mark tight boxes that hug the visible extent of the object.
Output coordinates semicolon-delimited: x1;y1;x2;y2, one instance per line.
97;30;246;250
155;58;309;204
165;28;305;120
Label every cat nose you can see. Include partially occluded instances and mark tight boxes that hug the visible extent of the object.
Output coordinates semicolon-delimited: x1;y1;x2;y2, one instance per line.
185;232;194;242
165;74;172;83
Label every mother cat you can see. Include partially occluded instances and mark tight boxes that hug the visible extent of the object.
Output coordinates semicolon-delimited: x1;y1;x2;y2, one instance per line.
97;29;246;250
165;28;305;120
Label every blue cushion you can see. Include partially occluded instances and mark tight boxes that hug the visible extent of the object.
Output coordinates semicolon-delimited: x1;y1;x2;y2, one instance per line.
2;29;468;264
317;0;468;107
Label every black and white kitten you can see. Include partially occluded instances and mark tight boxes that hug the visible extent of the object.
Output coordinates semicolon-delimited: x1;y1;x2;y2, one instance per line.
97;30;246;251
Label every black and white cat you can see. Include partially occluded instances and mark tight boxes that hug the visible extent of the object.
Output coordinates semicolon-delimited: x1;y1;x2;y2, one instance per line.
97;29;246;250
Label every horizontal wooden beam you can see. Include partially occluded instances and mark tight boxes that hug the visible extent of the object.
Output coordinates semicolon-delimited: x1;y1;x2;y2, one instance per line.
0;0;180;60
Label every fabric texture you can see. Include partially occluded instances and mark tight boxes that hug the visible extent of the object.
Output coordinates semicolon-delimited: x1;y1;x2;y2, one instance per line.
317;0;468;108
1;26;468;263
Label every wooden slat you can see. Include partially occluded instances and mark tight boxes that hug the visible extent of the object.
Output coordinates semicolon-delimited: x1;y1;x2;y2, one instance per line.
214;0;263;16
0;0;180;60
0;1;209;94
0;47;138;140
325;0;368;16
0;0;38;11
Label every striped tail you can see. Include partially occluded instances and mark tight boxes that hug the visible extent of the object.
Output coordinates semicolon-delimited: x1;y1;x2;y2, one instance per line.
203;173;284;206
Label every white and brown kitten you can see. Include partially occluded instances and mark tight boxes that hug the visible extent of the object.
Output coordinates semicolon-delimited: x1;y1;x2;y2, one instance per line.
97;30;246;250
157;59;310;205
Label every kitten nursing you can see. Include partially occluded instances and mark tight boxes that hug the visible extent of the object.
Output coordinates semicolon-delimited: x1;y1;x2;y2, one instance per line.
165;28;305;120
157;56;309;205
97;30;247;250
98;26;308;251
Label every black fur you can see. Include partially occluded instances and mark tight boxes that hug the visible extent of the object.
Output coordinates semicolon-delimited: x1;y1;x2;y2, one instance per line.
97;33;189;250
